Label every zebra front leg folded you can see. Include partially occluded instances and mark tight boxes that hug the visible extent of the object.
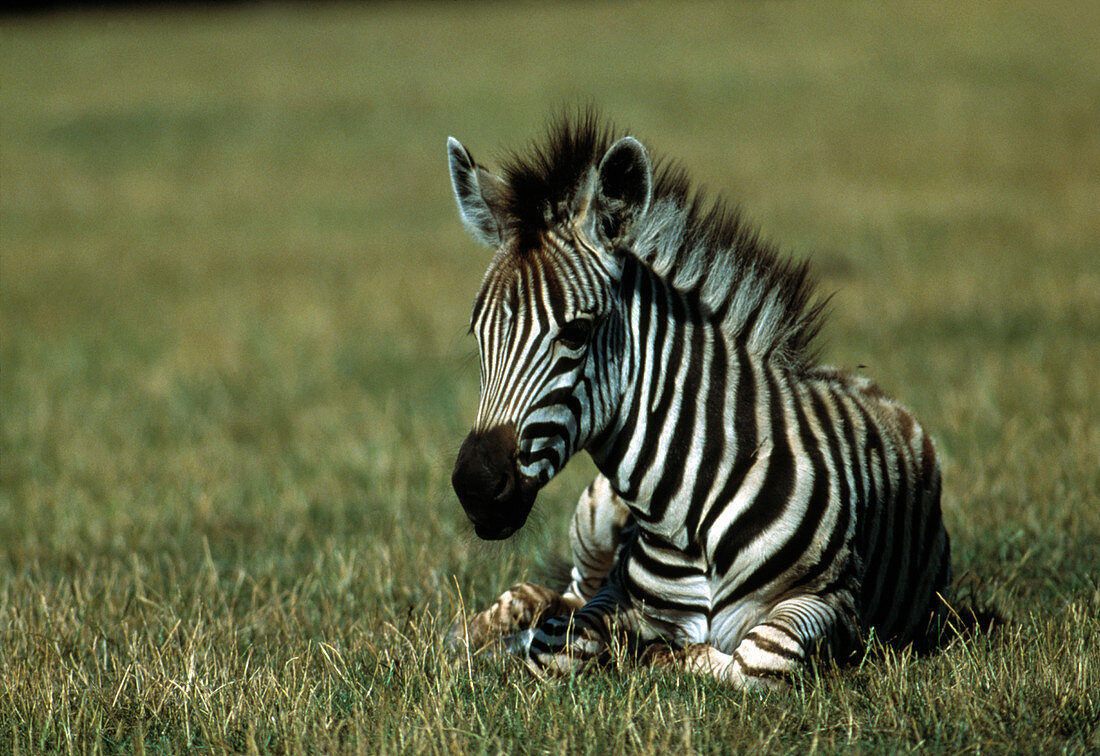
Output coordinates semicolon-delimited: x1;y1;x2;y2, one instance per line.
561;475;633;606
502;589;630;674
643;594;859;689
501;486;638;674
451;581;582;651
452;477;631;654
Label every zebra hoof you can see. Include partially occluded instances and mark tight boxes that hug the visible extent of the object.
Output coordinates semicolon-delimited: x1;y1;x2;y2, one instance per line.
449;582;563;653
503;627;537;655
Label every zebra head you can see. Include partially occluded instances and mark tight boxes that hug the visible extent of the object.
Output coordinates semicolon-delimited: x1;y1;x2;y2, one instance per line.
447;132;652;539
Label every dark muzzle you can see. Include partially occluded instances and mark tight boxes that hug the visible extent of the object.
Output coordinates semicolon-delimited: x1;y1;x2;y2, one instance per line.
452;424;535;540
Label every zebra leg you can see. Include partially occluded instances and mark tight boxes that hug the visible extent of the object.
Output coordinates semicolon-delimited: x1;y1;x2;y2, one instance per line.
503;573;636;674
452;475;631;652
452;581;578;651
644;594;859;689
503;497;639;674
562;475;633;605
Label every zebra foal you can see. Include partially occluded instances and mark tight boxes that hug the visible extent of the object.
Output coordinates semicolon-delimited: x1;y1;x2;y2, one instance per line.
447;113;951;688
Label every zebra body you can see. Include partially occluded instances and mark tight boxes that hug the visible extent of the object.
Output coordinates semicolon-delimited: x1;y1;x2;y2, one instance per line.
448;114;951;687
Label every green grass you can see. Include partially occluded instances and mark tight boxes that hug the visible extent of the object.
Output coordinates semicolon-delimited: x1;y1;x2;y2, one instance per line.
2;1;1098;752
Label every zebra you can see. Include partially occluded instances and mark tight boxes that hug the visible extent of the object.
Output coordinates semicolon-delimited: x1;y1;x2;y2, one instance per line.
447;112;952;688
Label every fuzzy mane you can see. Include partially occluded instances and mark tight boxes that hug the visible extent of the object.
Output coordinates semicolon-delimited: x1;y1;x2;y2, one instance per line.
497;111;827;370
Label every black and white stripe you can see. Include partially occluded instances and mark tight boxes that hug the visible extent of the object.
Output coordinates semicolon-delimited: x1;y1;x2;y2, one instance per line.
448;113;951;687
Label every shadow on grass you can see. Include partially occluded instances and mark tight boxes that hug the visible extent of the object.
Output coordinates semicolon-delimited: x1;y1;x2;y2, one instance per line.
915;568;1008;655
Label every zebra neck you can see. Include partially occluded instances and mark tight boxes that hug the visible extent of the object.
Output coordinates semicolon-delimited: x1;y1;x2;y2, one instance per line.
587;332;778;558
586;261;750;549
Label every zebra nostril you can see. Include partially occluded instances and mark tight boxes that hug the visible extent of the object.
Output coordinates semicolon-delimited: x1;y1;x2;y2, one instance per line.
492;468;515;503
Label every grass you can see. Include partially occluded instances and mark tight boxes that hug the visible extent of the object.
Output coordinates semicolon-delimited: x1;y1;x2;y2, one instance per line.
1;0;1098;752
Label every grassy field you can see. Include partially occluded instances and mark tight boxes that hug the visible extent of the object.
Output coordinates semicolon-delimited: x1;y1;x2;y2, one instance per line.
2;1;1098;752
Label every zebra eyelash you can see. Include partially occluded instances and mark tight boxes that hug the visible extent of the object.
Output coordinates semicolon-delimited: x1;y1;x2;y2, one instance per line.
555;320;592;351
554;312;601;351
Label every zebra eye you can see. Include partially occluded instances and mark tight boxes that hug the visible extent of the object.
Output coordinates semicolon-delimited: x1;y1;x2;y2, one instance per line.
556;318;593;351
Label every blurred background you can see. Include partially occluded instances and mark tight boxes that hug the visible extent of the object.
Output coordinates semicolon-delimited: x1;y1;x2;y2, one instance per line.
4;0;1096;569
1;1;1097;749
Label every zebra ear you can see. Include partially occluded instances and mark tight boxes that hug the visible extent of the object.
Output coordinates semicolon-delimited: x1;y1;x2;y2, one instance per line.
448;137;507;247
595;136;652;241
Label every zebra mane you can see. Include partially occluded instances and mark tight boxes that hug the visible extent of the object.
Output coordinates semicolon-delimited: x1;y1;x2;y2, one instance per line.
498;111;827;369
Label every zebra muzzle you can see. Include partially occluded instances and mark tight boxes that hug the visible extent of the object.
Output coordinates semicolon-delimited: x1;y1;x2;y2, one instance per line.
452;424;537;540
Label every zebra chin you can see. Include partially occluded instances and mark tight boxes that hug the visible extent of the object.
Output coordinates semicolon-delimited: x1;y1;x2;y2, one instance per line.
452;424;541;541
